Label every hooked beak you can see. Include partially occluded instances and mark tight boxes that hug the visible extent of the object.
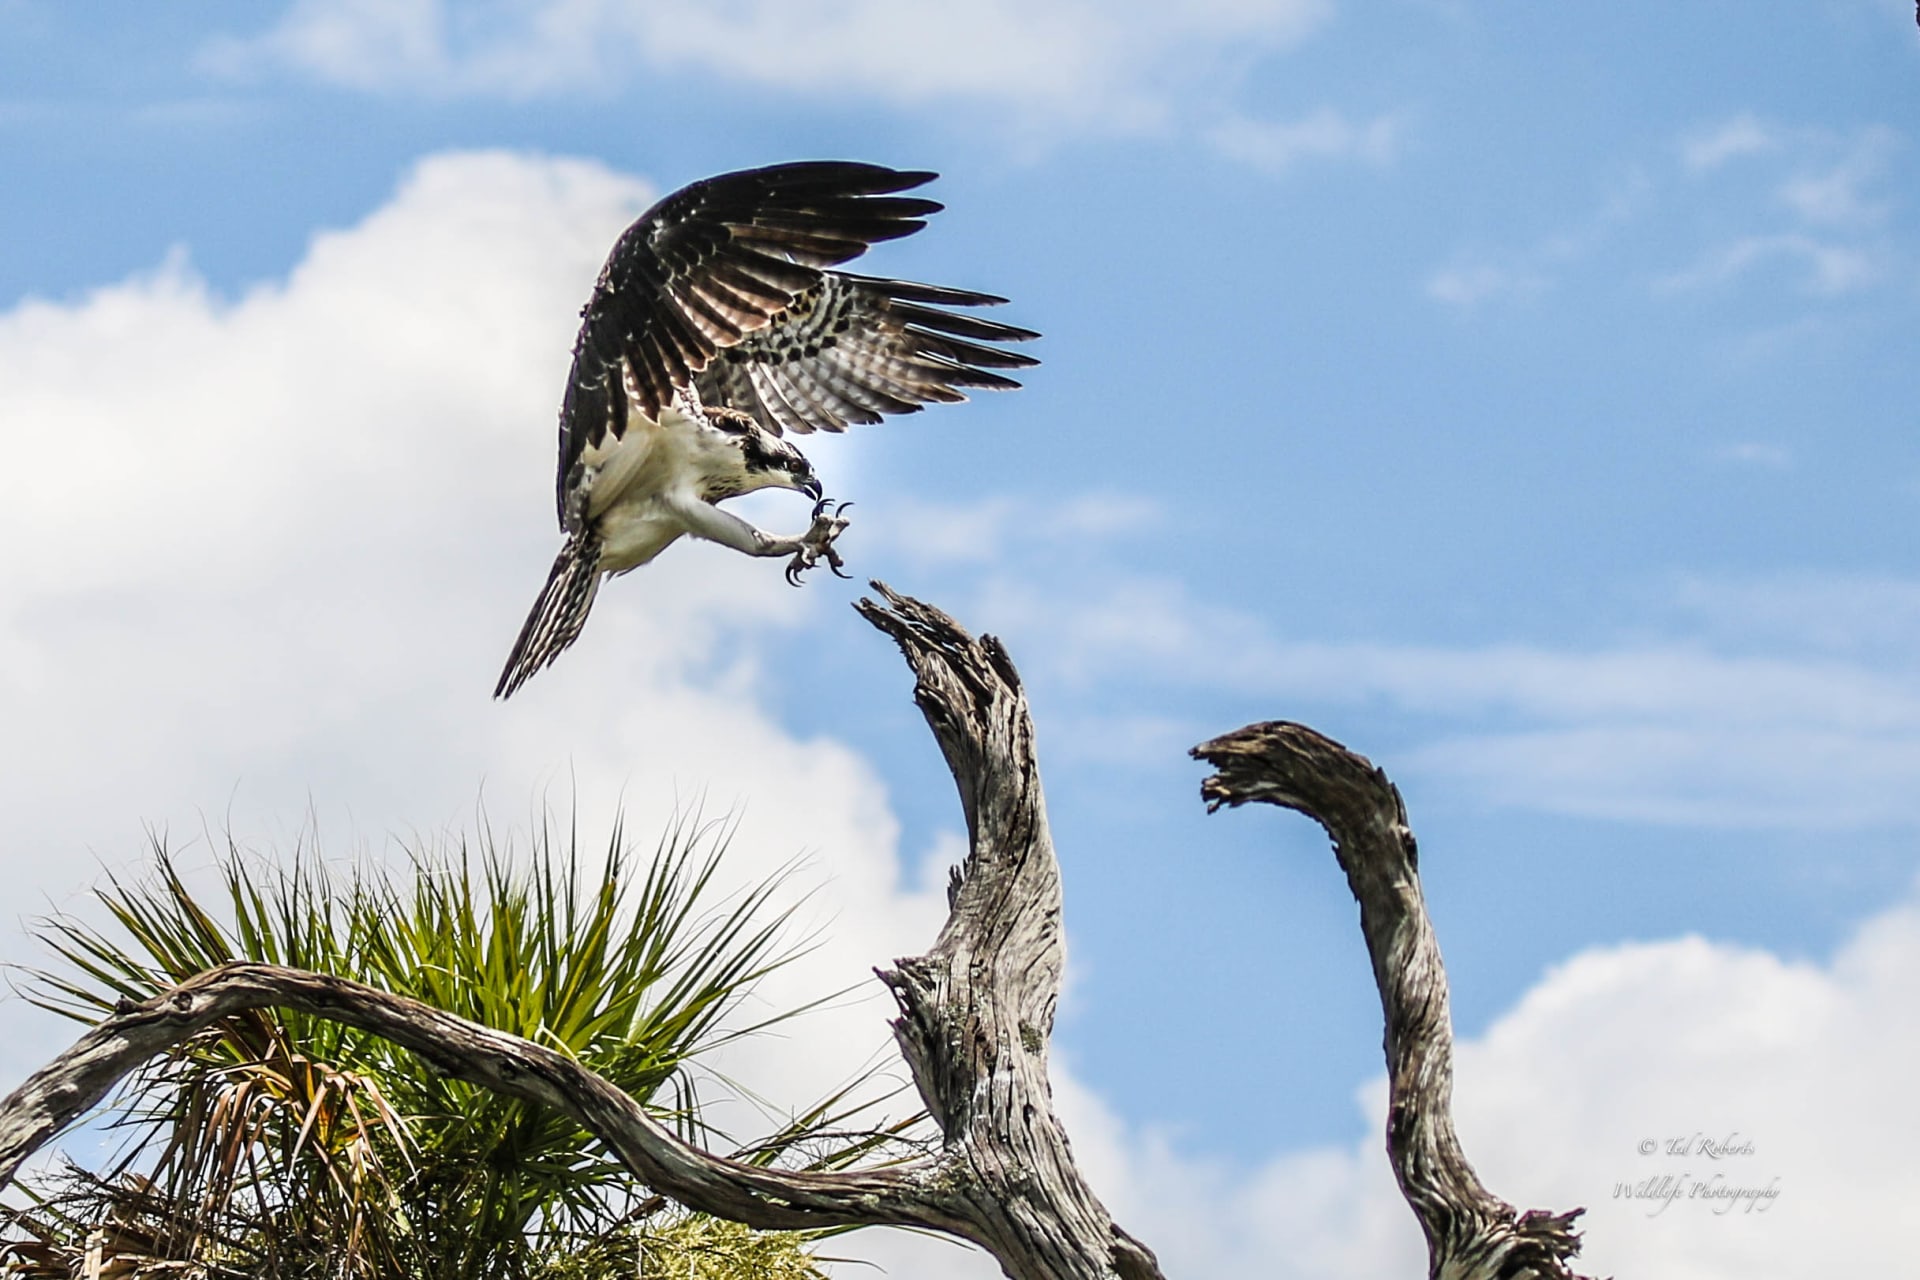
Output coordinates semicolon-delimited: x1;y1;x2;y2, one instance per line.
800;475;823;501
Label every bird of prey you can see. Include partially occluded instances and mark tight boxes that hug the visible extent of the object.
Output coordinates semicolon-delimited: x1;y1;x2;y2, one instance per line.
494;160;1038;699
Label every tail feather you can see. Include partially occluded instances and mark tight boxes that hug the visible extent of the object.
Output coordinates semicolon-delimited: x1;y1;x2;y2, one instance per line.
494;537;603;699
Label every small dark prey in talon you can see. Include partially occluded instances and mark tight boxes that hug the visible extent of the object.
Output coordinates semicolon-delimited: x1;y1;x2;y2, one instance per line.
490;160;1039;699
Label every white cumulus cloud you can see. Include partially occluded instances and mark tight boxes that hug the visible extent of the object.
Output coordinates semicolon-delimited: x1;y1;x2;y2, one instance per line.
842;875;1920;1278
0;148;954;1152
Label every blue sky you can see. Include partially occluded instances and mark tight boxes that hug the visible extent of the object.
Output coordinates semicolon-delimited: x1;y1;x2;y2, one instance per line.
4;3;1919;1276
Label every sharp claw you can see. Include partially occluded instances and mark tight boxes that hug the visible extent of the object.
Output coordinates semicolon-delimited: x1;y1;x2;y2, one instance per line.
784;497;854;587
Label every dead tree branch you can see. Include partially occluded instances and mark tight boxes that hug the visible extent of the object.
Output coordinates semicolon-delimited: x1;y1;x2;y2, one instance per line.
1192;721;1592;1280
2;585;1158;1280
857;583;1163;1280
0;963;937;1234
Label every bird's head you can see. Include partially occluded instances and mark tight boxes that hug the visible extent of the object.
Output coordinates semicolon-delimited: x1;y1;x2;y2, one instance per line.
777;450;822;501
734;420;823;499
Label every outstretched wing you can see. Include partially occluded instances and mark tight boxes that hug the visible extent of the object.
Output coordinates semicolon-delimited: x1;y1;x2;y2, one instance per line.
692;271;1039;436
557;161;945;523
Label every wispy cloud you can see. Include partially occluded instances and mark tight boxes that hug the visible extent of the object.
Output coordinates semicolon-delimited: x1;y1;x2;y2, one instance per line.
866;491;1162;568
203;0;1336;136
1654;232;1877;296
1323;634;1920;828
1431;116;1903;310
1711;441;1793;470
198;0;1410;180
1667;572;1920;659
1776;125;1897;228
1679;112;1778;172
1423;262;1547;307
1204;108;1401;175
1660;119;1900;297
1422;171;1649;309
932;561;1920;829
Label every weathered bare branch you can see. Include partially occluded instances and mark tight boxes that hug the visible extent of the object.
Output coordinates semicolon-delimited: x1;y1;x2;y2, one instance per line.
0;963;946;1235
1192;721;1592;1280
2;585;1155;1280
859;582;1163;1280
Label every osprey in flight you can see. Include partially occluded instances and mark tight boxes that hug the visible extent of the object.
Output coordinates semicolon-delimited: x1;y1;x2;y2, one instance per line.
494;160;1038;699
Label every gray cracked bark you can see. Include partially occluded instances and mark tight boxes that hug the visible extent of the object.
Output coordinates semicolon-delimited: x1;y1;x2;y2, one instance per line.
1192;720;1593;1280
1;585;1159;1280
858;585;1163;1280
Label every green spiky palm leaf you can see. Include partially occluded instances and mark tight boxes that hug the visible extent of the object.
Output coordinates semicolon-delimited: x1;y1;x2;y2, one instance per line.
6;811;890;1280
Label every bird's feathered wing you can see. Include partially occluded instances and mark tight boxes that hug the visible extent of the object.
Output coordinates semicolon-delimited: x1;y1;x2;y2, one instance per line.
500;161;1037;699
555;160;1037;524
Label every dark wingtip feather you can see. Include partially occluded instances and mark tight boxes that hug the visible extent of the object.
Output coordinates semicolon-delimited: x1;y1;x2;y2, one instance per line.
865;196;945;219
944;368;1029;392
755;161;938;195
838;273;1027;312
891;301;1042;344
873;167;938;190
860;220;931;245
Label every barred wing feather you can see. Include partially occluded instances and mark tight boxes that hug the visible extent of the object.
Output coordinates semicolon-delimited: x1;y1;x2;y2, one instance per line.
693;272;1038;436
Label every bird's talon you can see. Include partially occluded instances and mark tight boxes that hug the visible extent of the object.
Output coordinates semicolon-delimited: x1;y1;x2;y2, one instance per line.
784;498;853;585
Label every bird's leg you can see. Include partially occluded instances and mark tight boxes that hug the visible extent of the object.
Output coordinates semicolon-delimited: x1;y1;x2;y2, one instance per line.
665;493;852;584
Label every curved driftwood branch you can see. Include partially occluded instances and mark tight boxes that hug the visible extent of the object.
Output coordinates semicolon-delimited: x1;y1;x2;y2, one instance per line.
1192;721;1591;1280
0;964;941;1234
2;585;1157;1280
